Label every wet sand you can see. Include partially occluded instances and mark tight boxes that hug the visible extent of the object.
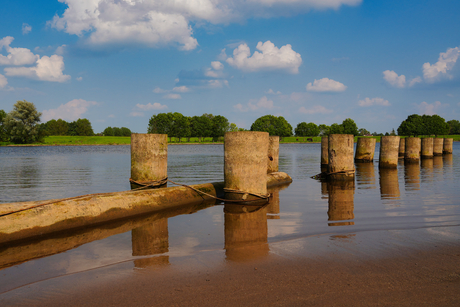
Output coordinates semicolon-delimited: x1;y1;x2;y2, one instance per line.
2;228;459;306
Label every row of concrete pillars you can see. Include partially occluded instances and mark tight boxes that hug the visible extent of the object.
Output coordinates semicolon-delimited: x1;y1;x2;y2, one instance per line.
131;132;280;200
321;135;454;179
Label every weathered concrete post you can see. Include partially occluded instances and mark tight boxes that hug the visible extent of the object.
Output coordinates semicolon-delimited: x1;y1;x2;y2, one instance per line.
267;136;279;173
433;138;444;156
379;136;400;169
321;136;329;167
398;138;405;157
443;138;453;154
421;138;434;159
355;137;376;162
327;180;355;226
224;131;269;201
328;134;355;180
404;137;421;163
130;133;168;189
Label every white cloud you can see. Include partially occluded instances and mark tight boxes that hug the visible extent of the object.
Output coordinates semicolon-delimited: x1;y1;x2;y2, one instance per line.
266;88;281;95
306;78;347;92
211;61;224;70
42;99;98;121
22;23;32;35
383;70;406;88
173;86;190;92
0;36;39;66
55;45;67;55
423;47;459;83
234;96;274;112
48;1;361;50
408;76;422;87
5;54;71;82
358;97;390;107
129;112;144;117
226;41;302;74
153;87;167;93
163;93;181;99
416;101;445;115
76;76;82;81
0;74;7;88
298;105;332;114
135;102;167;110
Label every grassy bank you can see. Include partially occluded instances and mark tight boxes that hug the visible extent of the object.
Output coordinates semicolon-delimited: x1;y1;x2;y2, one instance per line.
2;135;460;146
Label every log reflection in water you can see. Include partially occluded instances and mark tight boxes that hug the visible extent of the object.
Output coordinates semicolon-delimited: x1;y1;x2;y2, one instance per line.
327;180;355;226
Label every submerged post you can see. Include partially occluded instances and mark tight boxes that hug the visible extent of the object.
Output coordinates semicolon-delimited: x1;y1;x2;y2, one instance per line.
443;138;453;154
433;138;443;156
421;138;434;159
399;138;405;158
328;134;354;180
355;137;376;162
130;133;168;189
404;137;421;163
224;131;269;201
321;136;329;167
379;136;400;169
267;136;279;173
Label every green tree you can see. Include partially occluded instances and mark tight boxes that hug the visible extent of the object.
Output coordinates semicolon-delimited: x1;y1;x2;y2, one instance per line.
75;118;94;136
4;100;42;144
295;122;319;137
112;127;122;136
170;112;190;142
397;114;423;136
447;120;460;135
0;109;8;142
318;124;330;136
120;127;131;136
189;115;213;141
148;113;174;136
358;128;370;136
103;127;114;136
45;119;69;135
250;115;293;137
424;115;449;136
211;115;229;141
341;118;359;135
229;123;238;132
329;123;344;134
68;121;77;136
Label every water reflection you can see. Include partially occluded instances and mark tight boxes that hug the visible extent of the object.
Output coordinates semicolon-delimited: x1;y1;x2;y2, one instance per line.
420;158;434;183
327;180;355;226
379;168;400;201
224;204;269;262
355;162;376;189
132;218;169;268
404;163;420;191
266;190;280;219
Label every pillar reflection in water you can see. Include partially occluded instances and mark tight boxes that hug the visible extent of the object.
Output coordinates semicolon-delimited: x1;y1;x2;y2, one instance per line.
327;180;355;226
224;204;269;262
443;154;453;177
420;158;434;183
404;162;420;191
379;168;400;201
131;218;169;268
355;162;376;189
433;155;444;179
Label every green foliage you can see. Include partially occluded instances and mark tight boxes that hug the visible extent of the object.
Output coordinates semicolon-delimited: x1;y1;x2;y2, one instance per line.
250;115;293;137
189;115;213;141
295;122;319;137
0;109;8;142
318;124;330;136
211;115;230;139
75;118;94;136
120;127;131;136
103;126;114;136
229;123;238;132
148;112;191;141
4;100;42;144
45;119;69;136
398;114;449;136
341;118;359;135
329;123;344;134
447;120;460;135
358;128;370;136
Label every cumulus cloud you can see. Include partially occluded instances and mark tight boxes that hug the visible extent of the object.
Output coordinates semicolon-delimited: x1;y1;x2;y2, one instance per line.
42;99;98;121
173;86;190;92
416;101;445;115
48;0;361;50
22;23;32;35
153;87;167;93
408;76;422;87
266;88;281;95
306;78;347;92
226;41;302;74
135;102;167;110
298;105;333;114
163;93;181;99
76;76;82;81
0;36;39;66
383;70;406;88
211;61;224;70
423;47;460;83
0;74;7;88
358;97;390;107
234;96;274;112
5;54;71;82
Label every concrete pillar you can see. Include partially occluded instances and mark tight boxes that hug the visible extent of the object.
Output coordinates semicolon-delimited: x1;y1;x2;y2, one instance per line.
130;133;168;188
328;134;355;180
224;131;269;201
327;180;355;226
398;138;405;157
421;138;434;159
132;218;169;268
321;136;328;167
433;138;444;156
404;137;421;163
355;138;376;162
267;136;279;173
224;205;268;262
379;136;400;169
443;138;453;154
379;168;400;200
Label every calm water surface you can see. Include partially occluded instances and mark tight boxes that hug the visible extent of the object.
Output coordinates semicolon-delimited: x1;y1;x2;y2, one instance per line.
0;143;459;297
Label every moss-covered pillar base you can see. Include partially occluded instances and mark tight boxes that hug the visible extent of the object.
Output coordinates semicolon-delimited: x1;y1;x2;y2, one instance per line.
355;137;376;162
404;137;421;163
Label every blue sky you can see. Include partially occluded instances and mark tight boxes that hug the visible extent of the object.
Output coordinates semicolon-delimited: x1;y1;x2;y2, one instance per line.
0;0;459;134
